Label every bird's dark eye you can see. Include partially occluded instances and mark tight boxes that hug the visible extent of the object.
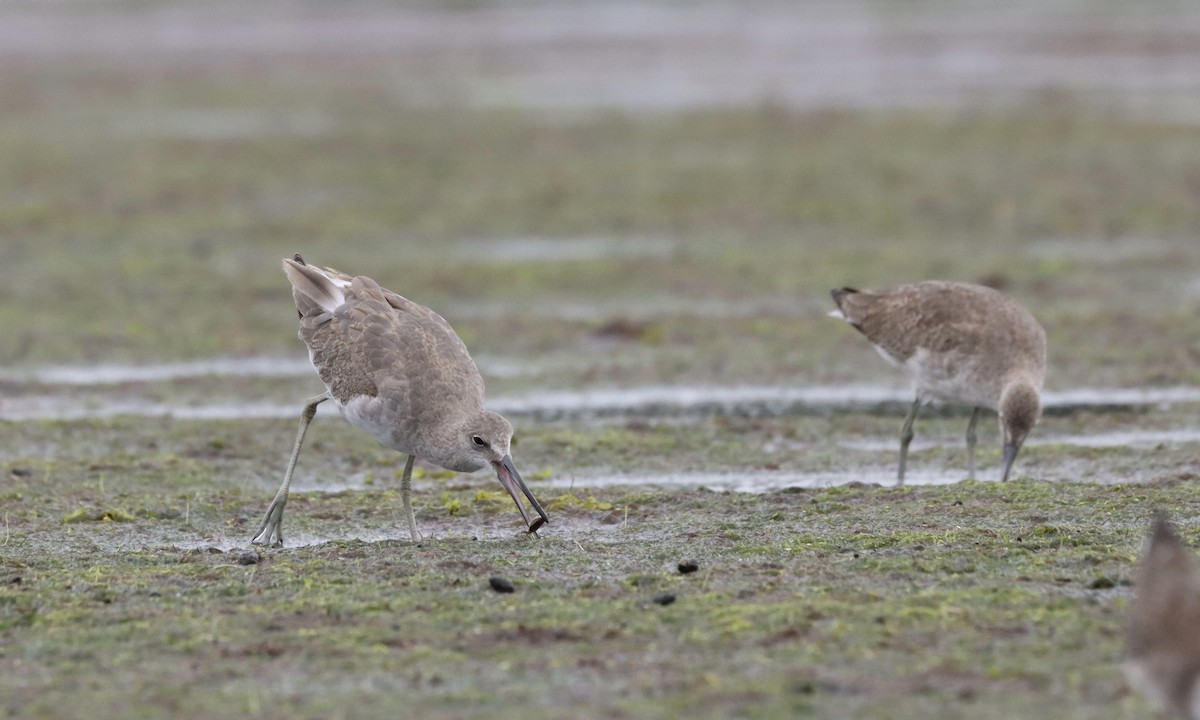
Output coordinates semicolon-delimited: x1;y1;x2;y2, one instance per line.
472;435;487;447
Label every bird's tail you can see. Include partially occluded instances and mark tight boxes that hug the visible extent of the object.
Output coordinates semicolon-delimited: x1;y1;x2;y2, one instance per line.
283;254;346;316
828;287;861;323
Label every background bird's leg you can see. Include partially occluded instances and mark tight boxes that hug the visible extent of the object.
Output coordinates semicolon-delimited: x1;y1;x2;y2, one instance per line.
897;398;921;485
965;407;981;480
399;454;421;542
252;393;329;547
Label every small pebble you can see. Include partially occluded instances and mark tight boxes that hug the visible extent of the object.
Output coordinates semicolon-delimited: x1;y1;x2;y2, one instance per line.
489;576;514;593
1089;576;1116;590
652;593;676;606
10;467;33;477
237;550;260;566
677;561;699;574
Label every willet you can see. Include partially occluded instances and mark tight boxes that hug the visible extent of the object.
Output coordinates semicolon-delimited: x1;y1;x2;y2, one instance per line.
829;281;1046;483
1125;516;1200;720
252;255;549;547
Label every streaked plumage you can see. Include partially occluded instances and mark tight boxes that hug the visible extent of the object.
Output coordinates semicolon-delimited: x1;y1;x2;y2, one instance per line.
252;255;548;547
1126;516;1200;720
830;281;1046;483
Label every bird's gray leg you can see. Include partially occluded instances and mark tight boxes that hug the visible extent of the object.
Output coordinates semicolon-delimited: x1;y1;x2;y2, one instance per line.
252;393;329;547
965;407;981;480
399;454;421;542
897;398;921;485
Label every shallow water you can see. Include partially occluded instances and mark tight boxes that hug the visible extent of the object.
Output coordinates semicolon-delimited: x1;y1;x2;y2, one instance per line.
213;470;946;551
171;512;614;552
5;382;1200;422
543;468;961;493
0;397;303;422
280;465;942;496
0;353;623;385
841;428;1200;452
172;529;407;552
2;357;315;385
207;466;1027;551
492;385;1200;420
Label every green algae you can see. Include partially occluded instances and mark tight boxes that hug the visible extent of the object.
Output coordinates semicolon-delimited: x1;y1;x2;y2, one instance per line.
545;493;614;512
61;508;137;524
3;412;1198;718
3;471;1187;719
5;96;1200;390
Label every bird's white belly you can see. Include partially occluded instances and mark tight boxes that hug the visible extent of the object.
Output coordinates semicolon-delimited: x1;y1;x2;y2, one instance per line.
337;394;406;451
906;348;997;409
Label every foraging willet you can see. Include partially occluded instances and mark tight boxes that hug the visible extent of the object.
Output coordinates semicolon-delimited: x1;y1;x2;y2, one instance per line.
829;281;1045;483
1125;516;1200;720
252;255;549;547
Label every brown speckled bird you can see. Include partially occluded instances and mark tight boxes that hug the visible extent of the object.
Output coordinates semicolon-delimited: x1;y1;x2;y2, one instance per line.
829;281;1046;483
252;255;548;547
1126;516;1200;720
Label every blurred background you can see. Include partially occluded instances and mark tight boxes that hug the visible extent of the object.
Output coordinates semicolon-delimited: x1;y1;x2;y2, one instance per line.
3;0;1200;420
7;6;1200;714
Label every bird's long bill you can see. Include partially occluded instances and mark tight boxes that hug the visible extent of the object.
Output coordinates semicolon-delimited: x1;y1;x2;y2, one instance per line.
1001;442;1020;482
494;455;550;532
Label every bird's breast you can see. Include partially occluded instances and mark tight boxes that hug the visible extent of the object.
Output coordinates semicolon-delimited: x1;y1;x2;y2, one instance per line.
337;394;411;452
907;348;1001;409
446;458;486;474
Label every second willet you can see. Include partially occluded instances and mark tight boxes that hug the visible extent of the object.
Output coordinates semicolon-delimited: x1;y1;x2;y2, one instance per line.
829;281;1046;483
252;255;549;547
1125;516;1200;720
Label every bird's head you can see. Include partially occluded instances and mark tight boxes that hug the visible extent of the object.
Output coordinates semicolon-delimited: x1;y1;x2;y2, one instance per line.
998;380;1041;481
451;410;548;533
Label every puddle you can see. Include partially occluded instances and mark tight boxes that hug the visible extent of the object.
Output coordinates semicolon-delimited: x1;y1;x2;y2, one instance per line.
179;470;942;550
276;464;1065;499
493;385;1200;421
0;398;307;422
1032;428;1200;448
840;428;1200;452
0;355;545;385
168;513;605;552
1042;387;1200;407
492;385;907;419
130;456;1183;552
2;357;316;386
171;529;412;553
544;469;961;493
4;383;1200;422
